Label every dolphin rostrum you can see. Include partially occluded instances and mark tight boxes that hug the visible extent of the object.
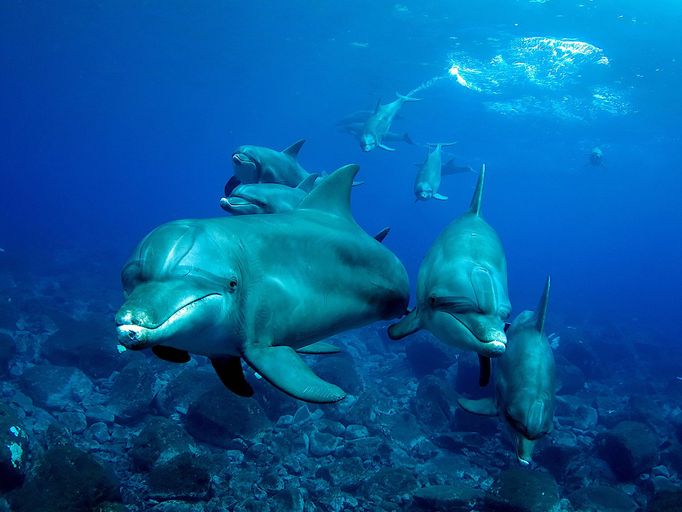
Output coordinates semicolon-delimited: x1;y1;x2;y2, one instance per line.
389;165;511;382
414;143;457;201
220;174;318;215
115;165;409;403
458;277;555;465
360;93;420;152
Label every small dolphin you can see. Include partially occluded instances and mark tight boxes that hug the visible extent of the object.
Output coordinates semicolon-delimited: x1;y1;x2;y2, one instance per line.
116;164;409;403
589;146;603;166
340;122;414;148
231;139;314;187
389;165;511;382
442;158;476;176
361;93;420;152
220;174;318;215
458;277;555;466
414;143;457;201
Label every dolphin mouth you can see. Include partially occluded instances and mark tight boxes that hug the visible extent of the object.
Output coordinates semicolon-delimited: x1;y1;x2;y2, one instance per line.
220;196;252;208
232;153;251;165
443;311;507;356
116;293;221;347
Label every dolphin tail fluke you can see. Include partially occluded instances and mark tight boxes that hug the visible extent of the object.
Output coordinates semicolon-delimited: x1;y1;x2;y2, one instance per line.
296;341;341;354
282;139;306;159
468;164;486;216
396;92;422;102
387;309;421;340
211;356;254;397
457;397;497;416
243;345;346;403
297;173;319;193
535;275;551;334
297;164;359;221
373;227;391;243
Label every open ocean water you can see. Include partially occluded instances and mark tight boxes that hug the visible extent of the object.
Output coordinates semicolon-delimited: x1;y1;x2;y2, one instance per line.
1;1;681;511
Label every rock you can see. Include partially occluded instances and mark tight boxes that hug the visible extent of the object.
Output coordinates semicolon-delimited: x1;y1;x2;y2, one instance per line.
412;375;455;432
362;467;418;499
556;357;586;395
485;468;560;512
148;452;211;501
313;355;363;395
534;429;582;479
569;485;637;512
8;445;121;512
344;424;369;440
151;501;206;512
404;335;455;377
131;416;196;471
154;366;216;417
647;489;682;512
316;456;367;491
107;358;157;424
271;486;304;512
556;332;600;377
85;422;110;443
54;411;87;434
41;315;126;379
0;404;29;491
309;431;340;457
185;385;271;448
0;332;16;376
411;484;483;511
597;421;660;481
19;364;93;411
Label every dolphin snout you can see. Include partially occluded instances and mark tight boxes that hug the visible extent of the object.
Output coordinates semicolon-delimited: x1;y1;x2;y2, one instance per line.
116;324;148;349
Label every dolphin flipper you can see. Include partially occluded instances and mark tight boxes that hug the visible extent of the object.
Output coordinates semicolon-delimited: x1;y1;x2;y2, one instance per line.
296;341;341;354
478;354;491;387
433;193;448;201
152;345;191;363
378;143;396;152
224;176;241;196
211;356;254;397
387;309;421;340
457;397;497;416
243;345;346;403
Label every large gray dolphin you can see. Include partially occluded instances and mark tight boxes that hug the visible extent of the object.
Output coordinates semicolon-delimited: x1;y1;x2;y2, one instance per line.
115;165;409;403
361;93;420;152
414;143;457;201
220;174;318;215
389;165;511;382
458;277;555;465
231;139;313;187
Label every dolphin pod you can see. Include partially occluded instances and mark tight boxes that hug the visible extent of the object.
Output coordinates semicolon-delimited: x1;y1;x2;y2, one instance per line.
458;277;556;465
115;164;410;403
389;165;512;385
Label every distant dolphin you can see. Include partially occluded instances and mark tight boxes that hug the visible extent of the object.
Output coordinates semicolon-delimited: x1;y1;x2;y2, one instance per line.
340;122;414;148
231;139;314;187
389;165;511;383
414;143;457;201
115;164;409;403
361;93;420;152
458;277;555;466
589;146;604;166
220;174;318;215
442;158;476;176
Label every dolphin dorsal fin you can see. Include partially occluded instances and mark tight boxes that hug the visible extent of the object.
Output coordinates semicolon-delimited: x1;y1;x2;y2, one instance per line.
535;275;551;333
469;164;486;216
297;164;359;220
282;139;305;159
297;173;318;192
374;98;381;113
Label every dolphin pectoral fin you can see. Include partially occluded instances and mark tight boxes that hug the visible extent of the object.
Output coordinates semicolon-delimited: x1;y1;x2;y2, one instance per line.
210;356;254;398
152;345;191;363
224;176;242;197
373;227;391;243
378;143;396;152
433;193;448;201
457;397;497;416
387;309;421;340
478;355;491;387
296;341;341;354
243;346;346;403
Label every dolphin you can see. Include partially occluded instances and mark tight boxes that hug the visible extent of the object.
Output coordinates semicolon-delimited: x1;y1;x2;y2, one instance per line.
388;165;511;383
231;139;314;187
220;174;318;215
442;158;476;176
458;277;555;466
340;122;414;148
414;143;457;201
589;146;603;166
360;93;420;152
115;165;409;403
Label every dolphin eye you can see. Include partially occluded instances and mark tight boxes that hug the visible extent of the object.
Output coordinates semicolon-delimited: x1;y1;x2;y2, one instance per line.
228;277;238;292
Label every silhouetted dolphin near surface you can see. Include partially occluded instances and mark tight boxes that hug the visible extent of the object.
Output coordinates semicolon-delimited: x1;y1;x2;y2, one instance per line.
458;277;555;465
389;165;511;381
116;165;410;403
220;174;318;215
231;139;314;187
414;143;457;201
361;93;420;152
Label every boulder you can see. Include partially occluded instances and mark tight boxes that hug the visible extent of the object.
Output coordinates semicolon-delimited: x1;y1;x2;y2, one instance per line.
8;445;121;512
313;355;363;396
648;489;682;512
309;431;340;457
556;357;586;395
316;456;367;491
131;416;195;471
0;404;29;491
412;375;455;432
485;468;560;512
148;452;211;501
597;421;660;480
0;332;16;376
569;485;637;512
154;366;217;417
404;335;455;377
185;385;271;448
362;467;419;498
107;358;157;423
19;364;93;411
411;484;483;512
